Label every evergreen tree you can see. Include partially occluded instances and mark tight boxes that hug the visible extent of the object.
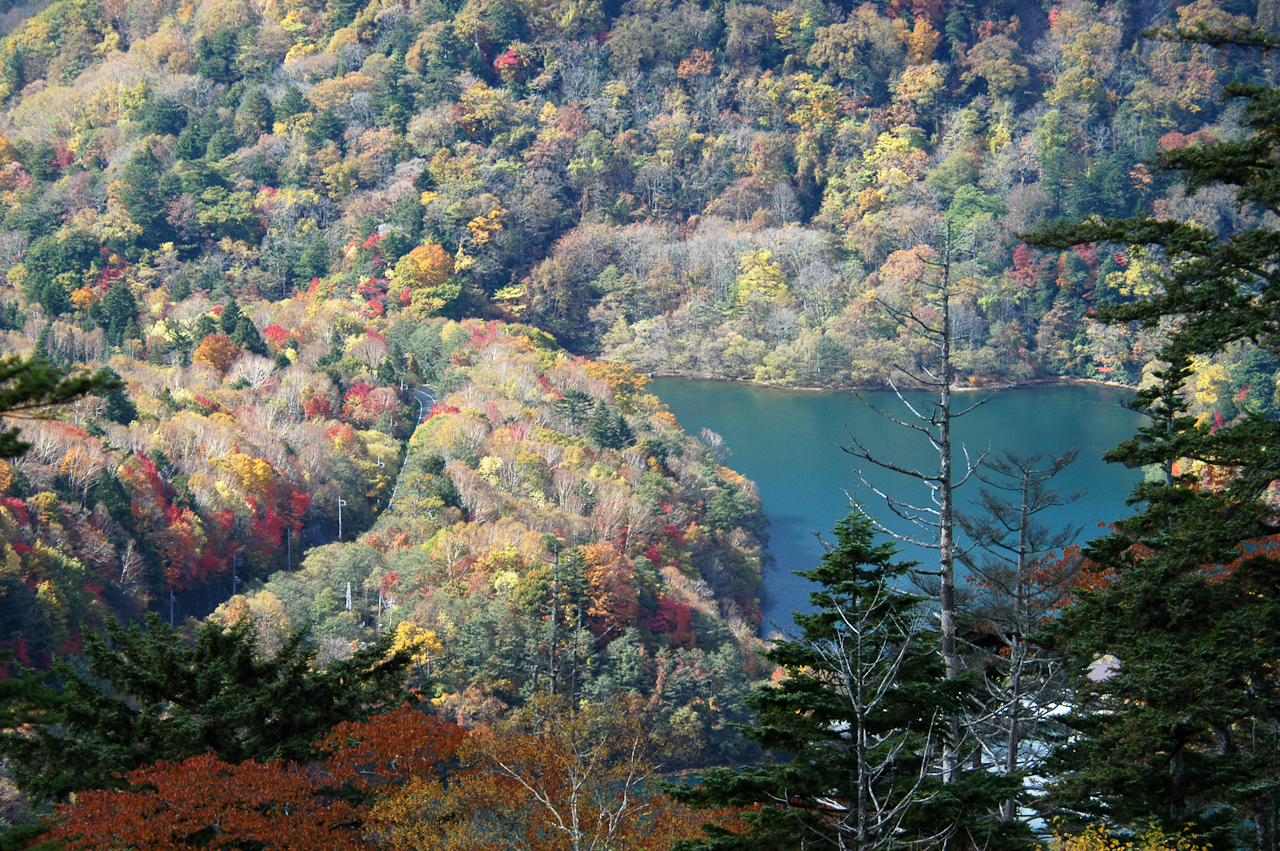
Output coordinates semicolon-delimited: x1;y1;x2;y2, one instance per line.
137;97;189;137
614;411;635;448
0;614;416;803
174;113;217;161
1026;30;1280;848
421;22;464;103
276;85;307;122
219;298;243;335
194;28;241;84
306;109;346;150
671;511;1024;851
297;237;330;282
192;313;219;343
31;320;52;362
117;147;169;245
171;275;192;301
22;230;98;315
554;389;594;431
238;88;275;138
232;315;267;356
205;125;238;161
587;399;617;448
99;367;137;425
373;53;415;133
98;280;139;346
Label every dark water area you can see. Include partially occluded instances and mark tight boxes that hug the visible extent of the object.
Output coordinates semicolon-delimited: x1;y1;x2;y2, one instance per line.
650;379;1148;633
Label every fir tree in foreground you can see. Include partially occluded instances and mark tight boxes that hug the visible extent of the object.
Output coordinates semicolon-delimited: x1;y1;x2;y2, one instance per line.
1027;27;1280;850
671;510;1026;851
0;355;121;459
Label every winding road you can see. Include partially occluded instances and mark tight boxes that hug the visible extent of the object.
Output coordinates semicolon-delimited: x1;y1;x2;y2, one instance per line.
385;383;435;513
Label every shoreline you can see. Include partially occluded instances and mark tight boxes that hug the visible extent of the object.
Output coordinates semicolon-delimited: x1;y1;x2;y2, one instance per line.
642;371;1139;394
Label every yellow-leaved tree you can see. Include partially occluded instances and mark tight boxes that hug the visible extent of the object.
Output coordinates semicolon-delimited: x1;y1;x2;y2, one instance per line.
735;249;792;310
369;695;745;851
394;243;459;318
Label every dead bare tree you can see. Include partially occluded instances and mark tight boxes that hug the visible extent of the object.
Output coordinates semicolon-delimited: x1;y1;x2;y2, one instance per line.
957;449;1084;819
842;219;990;782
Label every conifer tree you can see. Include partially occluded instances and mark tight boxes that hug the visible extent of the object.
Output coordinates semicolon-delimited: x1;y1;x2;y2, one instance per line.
232;315;268;356
0;356;121;458
1026;29;1280;847
117;147;167;243
219;298;243;335
192;313;219;343
588;399;617;448
98;280;138;347
672;511;1025;851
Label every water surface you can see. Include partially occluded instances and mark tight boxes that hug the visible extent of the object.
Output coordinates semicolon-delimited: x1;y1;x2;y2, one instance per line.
650;379;1147;632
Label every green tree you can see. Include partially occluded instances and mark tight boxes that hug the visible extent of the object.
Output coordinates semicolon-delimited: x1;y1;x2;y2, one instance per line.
374;53;415;132
117;147;170;246
587;399;630;449
238;88;275;139
276;85;307;122
232;314;268;356
1026;29;1280;848
97;280;139;346
220;298;243;335
0;614;416;803
98;366;137;425
554;389;594;432
192;313;220;343
22;229;99;315
671;511;1023;851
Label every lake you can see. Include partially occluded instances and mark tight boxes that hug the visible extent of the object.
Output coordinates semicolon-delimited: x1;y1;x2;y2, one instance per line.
650;379;1148;632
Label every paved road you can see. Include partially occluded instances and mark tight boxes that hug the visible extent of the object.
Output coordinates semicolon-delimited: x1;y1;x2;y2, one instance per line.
387;383;435;512
411;384;436;423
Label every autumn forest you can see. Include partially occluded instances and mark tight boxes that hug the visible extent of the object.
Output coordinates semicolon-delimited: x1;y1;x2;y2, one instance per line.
0;0;1277;842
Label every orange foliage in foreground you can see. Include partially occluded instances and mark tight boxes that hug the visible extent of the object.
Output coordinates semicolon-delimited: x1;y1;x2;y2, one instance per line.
50;754;369;851
49;701;746;851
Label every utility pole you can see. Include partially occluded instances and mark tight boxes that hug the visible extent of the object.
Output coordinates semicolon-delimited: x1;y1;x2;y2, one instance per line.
338;496;346;542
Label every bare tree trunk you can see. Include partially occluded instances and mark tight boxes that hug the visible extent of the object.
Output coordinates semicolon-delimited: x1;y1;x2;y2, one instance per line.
845;221;977;783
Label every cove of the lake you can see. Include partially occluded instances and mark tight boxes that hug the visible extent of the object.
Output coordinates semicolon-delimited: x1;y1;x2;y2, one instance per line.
649;379;1148;632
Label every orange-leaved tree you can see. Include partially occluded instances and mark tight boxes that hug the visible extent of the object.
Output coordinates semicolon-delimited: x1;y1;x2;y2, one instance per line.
393;242;458;319
318;702;467;792
50;704;468;851
368;694;744;851
193;333;244;376
49;753;369;851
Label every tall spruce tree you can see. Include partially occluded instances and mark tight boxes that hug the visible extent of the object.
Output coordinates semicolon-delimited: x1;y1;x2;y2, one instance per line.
1026;28;1280;849
671;511;1025;851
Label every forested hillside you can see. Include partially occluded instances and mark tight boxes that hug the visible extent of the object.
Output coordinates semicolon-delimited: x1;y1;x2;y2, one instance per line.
1;0;1279;844
0;0;1274;393
214;324;769;765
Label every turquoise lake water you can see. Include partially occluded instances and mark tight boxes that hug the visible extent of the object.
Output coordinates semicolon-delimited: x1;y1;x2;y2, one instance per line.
650;379;1147;631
